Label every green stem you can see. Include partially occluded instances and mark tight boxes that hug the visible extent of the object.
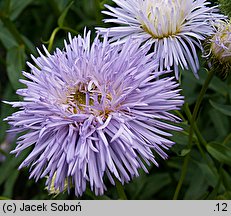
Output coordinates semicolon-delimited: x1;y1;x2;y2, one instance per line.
193;123;207;147
173;153;190;200
45;26;78;52
184;103;207;148
188;69;215;148
47;27;60;52
173;69;215;200
60;26;79;35
184;104;218;176
115;179;127;200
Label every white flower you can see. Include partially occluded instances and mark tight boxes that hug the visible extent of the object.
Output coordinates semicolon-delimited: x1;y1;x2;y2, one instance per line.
97;0;224;79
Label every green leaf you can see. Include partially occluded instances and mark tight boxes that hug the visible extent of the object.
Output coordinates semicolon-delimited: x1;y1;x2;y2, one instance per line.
0;84;18;143
184;167;207;199
0;16;35;54
170;123;195;156
180;149;191;156
206;75;229;97
51;0;70;14
0;148;30;185
3;171;19;198
171;122;190;142
208;108;229;138
9;0;34;20
0;20;18;49
58;1;74;27
21;35;36;56
181;70;199;105
221;169;231;191
6;45;25;90
1;0;11;16
209;100;231;117
0;16;24;45
182;65;229;97
133;173;171;199
206;142;231;166
206;179;222;200
194;160;219;187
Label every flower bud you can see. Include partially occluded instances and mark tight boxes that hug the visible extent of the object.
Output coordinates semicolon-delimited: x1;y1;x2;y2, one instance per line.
211;20;231;63
205;20;231;79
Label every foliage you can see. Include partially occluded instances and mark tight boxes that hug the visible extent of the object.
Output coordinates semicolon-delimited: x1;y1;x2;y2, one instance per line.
0;0;231;200
218;0;231;17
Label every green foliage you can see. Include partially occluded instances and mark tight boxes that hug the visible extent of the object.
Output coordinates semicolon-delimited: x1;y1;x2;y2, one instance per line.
210;100;231;116
0;0;231;200
218;0;231;17
6;45;25;90
206;142;231;166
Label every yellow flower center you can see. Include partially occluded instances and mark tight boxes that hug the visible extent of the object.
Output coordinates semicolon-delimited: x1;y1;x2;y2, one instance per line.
65;81;112;117
139;0;188;39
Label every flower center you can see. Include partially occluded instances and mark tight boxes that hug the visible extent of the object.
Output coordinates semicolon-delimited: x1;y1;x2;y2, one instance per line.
139;0;187;39
65;81;112;117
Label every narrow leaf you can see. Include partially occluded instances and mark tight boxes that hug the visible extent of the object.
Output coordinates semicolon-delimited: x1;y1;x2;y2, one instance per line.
58;1;74;27
10;0;34;20
6;45;25;90
210;100;231;117
206;142;231;166
0;21;18;49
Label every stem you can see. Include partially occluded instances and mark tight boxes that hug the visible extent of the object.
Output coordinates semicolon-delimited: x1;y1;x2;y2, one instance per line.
193;123;207;147
184;103;207;148
173;69;215;200
60;26;79;35
48;27;60;52
115;179;127;200
173;154;190;200
45;26;78;52
188;69;215;148
184;104;218;176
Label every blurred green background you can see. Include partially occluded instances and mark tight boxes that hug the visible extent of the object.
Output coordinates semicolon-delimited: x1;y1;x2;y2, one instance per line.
0;0;231;200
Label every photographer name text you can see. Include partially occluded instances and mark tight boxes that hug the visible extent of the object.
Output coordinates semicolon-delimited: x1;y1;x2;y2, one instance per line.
2;202;82;213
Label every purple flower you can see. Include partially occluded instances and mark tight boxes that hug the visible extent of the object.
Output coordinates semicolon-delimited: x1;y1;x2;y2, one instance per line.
5;31;184;196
